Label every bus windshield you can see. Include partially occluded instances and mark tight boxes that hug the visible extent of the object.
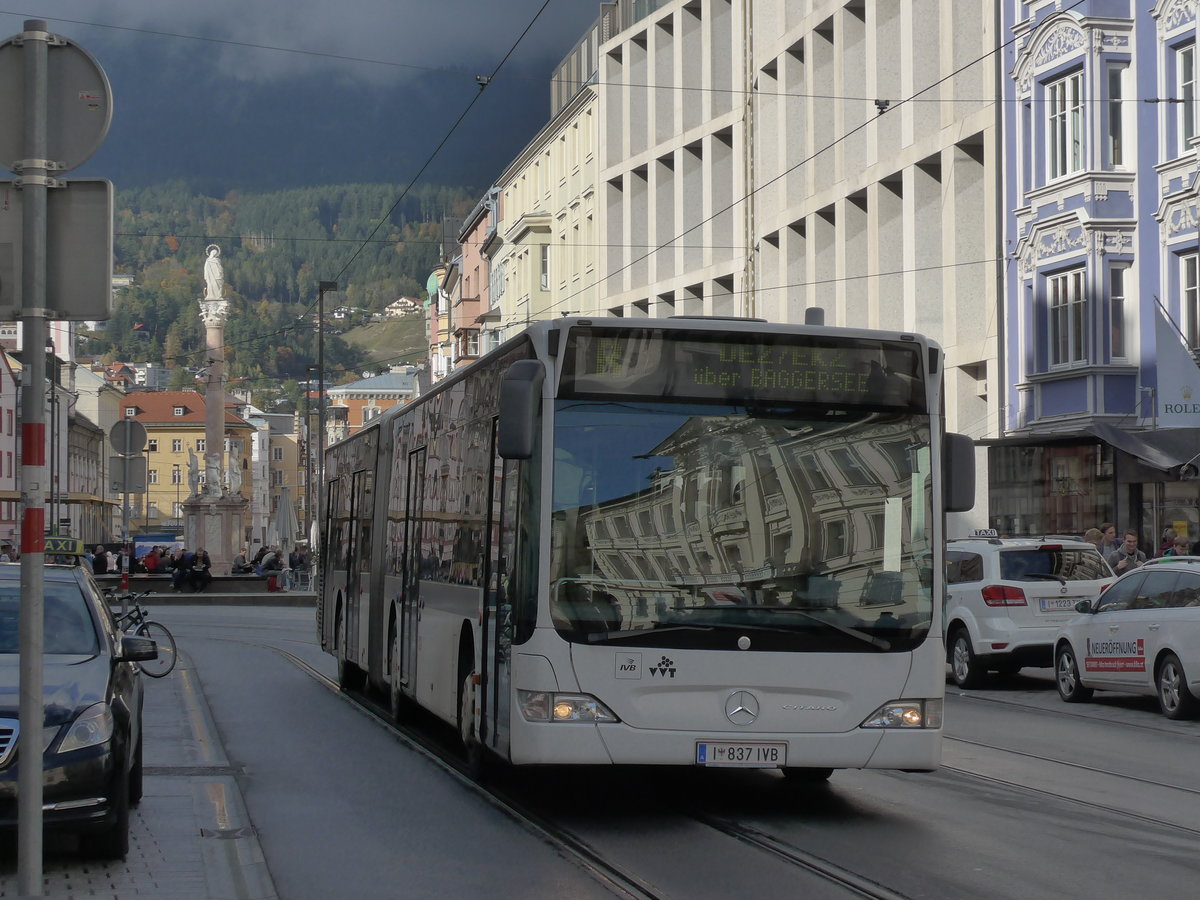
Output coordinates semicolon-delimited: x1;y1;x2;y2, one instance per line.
550;399;934;652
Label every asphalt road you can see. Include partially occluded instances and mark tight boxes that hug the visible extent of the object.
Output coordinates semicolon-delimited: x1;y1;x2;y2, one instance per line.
9;606;1196;899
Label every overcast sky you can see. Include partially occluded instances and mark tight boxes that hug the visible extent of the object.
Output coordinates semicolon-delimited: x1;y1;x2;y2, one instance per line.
0;1;603;189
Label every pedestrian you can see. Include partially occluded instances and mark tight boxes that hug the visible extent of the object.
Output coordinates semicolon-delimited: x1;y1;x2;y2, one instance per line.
1158;527;1178;557
188;548;213;593
93;544;110;575
1083;527;1103;551
1098;523;1119;556
1107;530;1146;575
1167;534;1193;557
262;546;283;592
170;548;190;592
232;546;253;575
144;546;161;574
0;543;13;563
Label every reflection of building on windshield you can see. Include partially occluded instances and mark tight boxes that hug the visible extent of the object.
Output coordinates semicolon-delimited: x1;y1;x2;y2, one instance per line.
551;407;933;625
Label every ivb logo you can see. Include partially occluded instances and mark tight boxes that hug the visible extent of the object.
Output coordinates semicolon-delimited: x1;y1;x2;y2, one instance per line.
615;652;642;679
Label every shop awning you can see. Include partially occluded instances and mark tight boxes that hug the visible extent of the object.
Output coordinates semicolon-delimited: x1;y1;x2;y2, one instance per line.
1084;423;1200;472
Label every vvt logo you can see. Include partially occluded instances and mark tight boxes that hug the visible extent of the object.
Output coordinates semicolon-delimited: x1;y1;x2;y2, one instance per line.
650;655;676;678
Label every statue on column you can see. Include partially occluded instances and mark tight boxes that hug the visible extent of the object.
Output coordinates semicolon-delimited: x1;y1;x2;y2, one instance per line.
205;452;224;498
204;244;225;300
187;448;200;497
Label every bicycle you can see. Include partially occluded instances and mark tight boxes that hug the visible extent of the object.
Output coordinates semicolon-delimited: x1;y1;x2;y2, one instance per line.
104;589;178;678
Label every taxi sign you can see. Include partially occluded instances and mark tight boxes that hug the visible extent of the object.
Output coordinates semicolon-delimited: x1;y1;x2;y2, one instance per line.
969;529;999;537
44;536;87;565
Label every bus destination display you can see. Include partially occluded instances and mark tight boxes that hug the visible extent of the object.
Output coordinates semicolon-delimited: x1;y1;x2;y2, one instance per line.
561;328;924;408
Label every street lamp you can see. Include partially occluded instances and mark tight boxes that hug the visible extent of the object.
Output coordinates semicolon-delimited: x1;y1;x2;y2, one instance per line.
305;364;316;540
316;281;337;552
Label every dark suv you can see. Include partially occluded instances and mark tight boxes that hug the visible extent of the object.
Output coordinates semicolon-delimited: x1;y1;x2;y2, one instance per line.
0;562;158;858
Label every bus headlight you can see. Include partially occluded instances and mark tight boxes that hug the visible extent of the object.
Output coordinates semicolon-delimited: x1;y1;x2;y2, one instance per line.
517;690;620;723
860;699;942;729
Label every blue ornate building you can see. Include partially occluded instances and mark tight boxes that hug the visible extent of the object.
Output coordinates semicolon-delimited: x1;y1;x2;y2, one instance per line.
998;0;1200;545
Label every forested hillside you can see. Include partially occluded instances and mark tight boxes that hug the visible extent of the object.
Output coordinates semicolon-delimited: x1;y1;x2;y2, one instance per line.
82;181;474;401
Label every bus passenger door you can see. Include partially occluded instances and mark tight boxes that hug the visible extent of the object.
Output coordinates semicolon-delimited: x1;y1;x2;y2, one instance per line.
345;469;368;668
399;448;426;686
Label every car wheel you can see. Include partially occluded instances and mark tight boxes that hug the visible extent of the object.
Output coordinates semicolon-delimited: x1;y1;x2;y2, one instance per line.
1157;652;1199;720
949;628;985;689
1055;643;1092;703
782;767;834;783
81;765;130;860
128;732;144;806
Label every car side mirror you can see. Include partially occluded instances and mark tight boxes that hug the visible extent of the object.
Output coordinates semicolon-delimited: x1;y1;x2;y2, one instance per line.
120;634;158;662
1074;599;1093;614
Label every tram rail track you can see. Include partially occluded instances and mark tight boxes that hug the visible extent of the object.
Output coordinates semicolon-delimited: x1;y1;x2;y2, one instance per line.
257;640;910;900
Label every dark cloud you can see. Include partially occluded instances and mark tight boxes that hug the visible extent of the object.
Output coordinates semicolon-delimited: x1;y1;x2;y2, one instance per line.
1;1;602;190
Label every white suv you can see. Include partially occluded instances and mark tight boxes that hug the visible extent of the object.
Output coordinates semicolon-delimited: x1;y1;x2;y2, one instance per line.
944;534;1115;688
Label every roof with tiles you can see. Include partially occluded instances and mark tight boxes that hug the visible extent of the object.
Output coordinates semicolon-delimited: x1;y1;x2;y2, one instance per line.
119;390;252;428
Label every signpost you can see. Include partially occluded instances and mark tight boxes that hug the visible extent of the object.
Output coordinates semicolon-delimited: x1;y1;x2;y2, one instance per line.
2;20;113;895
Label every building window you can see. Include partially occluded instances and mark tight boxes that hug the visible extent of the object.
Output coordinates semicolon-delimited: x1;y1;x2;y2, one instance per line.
1179;42;1196;153
148;469;158;485
147;439;158;452
1048;268;1088;365
172;467;183;485
363;407;380;424
829;448;875;486
172;439;182;452
1048;71;1084;179
173;502;182;518
1184;252;1200;348
1106;64;1125;168
173;406;184;416
824;519;847;559
196;439;206;452
125;407;137;417
272;446;284;461
1110;265;1127;358
540;244;550;290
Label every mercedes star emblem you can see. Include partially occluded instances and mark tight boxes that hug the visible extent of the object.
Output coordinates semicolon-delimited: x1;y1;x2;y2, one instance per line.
725;690;759;726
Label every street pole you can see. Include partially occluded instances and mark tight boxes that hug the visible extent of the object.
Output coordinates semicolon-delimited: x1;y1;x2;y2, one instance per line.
304;364;314;541
17;20;49;893
316;282;336;558
174;463;180;532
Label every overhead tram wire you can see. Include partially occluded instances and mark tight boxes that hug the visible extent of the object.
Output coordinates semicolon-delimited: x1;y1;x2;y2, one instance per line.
519;0;1089;326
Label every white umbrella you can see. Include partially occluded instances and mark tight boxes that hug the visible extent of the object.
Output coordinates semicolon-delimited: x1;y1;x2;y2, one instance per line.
273;486;300;553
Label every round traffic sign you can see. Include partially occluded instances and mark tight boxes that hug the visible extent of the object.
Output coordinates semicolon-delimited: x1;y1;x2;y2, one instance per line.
109;419;147;454
0;23;112;174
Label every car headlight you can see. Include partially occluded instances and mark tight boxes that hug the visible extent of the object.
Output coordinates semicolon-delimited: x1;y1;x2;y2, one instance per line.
861;698;942;729
517;690;619;723
56;703;114;752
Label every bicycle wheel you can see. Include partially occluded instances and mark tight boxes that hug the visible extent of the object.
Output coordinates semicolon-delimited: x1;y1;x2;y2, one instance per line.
135;621;177;677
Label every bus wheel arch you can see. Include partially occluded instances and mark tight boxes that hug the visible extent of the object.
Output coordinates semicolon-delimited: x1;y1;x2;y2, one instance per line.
456;625;489;779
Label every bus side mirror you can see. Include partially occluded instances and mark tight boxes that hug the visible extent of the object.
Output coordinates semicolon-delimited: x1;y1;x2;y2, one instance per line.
498;359;546;459
943;432;975;513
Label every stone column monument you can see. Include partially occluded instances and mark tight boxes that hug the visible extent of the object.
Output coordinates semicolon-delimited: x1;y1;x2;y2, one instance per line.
182;244;246;577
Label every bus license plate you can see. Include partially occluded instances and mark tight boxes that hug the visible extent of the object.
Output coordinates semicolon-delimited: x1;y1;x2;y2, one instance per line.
696;741;787;767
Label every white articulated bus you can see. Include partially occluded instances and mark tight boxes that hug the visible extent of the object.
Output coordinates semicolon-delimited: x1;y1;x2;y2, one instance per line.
318;315;974;779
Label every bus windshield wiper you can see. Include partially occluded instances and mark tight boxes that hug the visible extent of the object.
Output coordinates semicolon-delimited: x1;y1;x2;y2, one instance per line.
585;614;890;650
748;606;892;650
